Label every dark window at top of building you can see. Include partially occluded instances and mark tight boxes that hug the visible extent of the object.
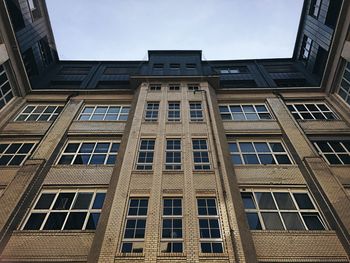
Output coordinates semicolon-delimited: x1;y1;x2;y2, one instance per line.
5;0;25;32
309;0;322;18
299;35;313;64
264;64;297;73
221;79;257;88
27;0;42;21
22;48;38;78
313;47;328;76
186;63;196;69
274;78;309;87
170;63;180;69
59;67;91;75
153;63;164;69
216;66;249;74
38;37;53;67
325;0;342;29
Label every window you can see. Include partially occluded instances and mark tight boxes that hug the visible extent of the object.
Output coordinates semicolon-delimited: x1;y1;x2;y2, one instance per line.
241;190;326;230
161;198;183;253
38;37;53;67
188;84;199;91
22;48;38;78
27;0;42;21
153;64;164;69
15;105;64;122
0;64;14;110
189;102;204;121
121;198;149;253
23;189;106;230
57;141;119;165
5;0;25;31
149;84;161;91
136;139;155;170
144;102;159;122
0;142;36;166
197;198;223;253
186;63;196;69
309;0;322;18
165;139;181;170
300;35;313;63
167;102;180;122
313;140;350;165
170;63;180;69
229;140;293;165
219;104;272;121
220;69;240;74
287;103;337;120
78;105;130;121
168;84;180;91
325;0;342;29
192;139;211;170
338;61;350;106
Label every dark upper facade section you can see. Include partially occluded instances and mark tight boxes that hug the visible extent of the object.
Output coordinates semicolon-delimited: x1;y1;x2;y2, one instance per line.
3;0;343;91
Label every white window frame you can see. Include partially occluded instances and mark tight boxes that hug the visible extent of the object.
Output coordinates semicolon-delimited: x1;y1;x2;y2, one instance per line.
189;102;204;122
149;84;161;91
77;105;130;121
0;141;37;166
287;102;338;120
192;139;211;170
168;84;180;91
21;188;106;231
56;140;120;165
338;61;350;105
219;103;273;121
241;188;326;231
135;139;155;170
165;139;182;170
229;139;294;165
167;101;181;122
188;84;199;91
15;104;64;122
0;65;14;109
144;102;159;122
313;140;350;165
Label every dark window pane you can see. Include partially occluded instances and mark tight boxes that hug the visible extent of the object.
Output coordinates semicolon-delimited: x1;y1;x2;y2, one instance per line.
43;212;67;230
172;242;183;253
254;142;270;152
73;193;93;209
23;213;46;230
111;143;120;152
9;155;25;165
200;243;212;253
53;193;75;209
273;193;296;210
246;213;262;230
324;154;342;164
275;154;292;164
86;213;101;230
228;143;238;152
0;144;9;153
73;154;90;164
241;192;256;209
243;154;259;164
293;193;315;209
35;193;56;209
90;154;106;164
95;143;110;153
121;242;132;253
281;212;305;230
231;154;242;164
64;212;87;230
0;155;12;165
255;192;276;209
258;154;275;164
212;243;223;253
261;212;284;230
58;155;73;164
339;154;350;164
79;143;95;153
18;143;34;153
315;142;331;152
239;142;254;152
269;143;284;152
92;193;106;209
302;213;325;230
5;143;21;154
65;143;79;153
106;154;117;164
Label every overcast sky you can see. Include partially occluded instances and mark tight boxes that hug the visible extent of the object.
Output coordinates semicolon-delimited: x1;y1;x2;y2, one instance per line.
46;0;303;61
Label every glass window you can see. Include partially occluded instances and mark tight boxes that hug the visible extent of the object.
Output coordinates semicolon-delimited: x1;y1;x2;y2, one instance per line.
78;105;130;121
165;139;181;170
309;0;322;18
229;140;293;165
189;102;204;121
313;140;350;165
149;84;161;91
241;190;326;231
161;198;183;253
192;139;211;170
0;142;36;166
0;64;14;111
144;102;159;122
15;104;64;122
299;35;313;64
168;84;180;91
338;61;350;106
23;189;106;230
27;0;42;21
136;139;155;170
219;104;272;121
57;141;119;165
197;198;223;253
188;84;199;91
287;103;337;120
121;198;149;253
167;102;180;122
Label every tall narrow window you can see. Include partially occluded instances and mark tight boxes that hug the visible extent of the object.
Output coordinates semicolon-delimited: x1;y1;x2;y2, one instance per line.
299;36;313;64
197;198;223;253
136;139;155;170
0;64;14;110
145;102;159;122
165;139;181;170
192;139;210;170
121;198;149;253
161;198;183;253
309;0;322;18
168;102;180;122
338;61;350;106
38;37;53;67
27;0;42;21
189;102;204;121
0;142;36;166
22;48;38;78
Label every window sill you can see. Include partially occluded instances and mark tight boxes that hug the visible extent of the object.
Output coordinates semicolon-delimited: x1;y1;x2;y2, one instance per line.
158;252;186;257
233;164;296;168
192;170;215;174
221;119;275;122
163;170;184;174
115;252;144;257
14;230;96;234
74;120;127;123
166;121;182;124
199;253;228;257
132;170;154;173
52;164;115;168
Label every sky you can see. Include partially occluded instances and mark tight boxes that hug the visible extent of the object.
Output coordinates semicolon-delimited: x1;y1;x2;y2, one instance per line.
46;0;304;61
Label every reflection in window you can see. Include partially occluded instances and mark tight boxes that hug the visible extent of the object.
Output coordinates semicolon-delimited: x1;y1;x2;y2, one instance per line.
136;139;155;170
0;142;36;166
16;105;63;122
313;140;350;165
192;139;211;170
219;104;272;121
287;103;337;120
78;105;130;121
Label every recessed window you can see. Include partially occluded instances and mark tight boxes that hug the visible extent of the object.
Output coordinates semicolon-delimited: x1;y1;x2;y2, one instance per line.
170;63;180;69
168;84;180;91
23;189;106;230
22;48;38;78
338;61;350;106
287;103;337;120
0;142;36;166
57;141;119;165
219;104;272;121
188;84;199;91
5;0;25;31
15;105;64;122
165;139;181;170
167;102;180;122
121;198;149;253
189;102;204;122
144;102;159;122
136;139;155;170
220;69;240;74
149;84;161;91
197;198;223;253
27;0;42;21
229;140;293;165
161;198;183;253
153;64;164;69
241;190;326;230
300;35;313;64
78;105;130;121
0;64;14;110
186;63;196;69
309;0;322;18
313;140;350;165
192;139;211;170
38;37;53;67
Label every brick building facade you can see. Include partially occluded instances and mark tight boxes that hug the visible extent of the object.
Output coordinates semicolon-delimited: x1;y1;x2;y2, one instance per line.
0;0;349;262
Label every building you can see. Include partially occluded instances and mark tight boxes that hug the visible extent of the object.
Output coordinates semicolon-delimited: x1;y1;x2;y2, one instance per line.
0;0;349;262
